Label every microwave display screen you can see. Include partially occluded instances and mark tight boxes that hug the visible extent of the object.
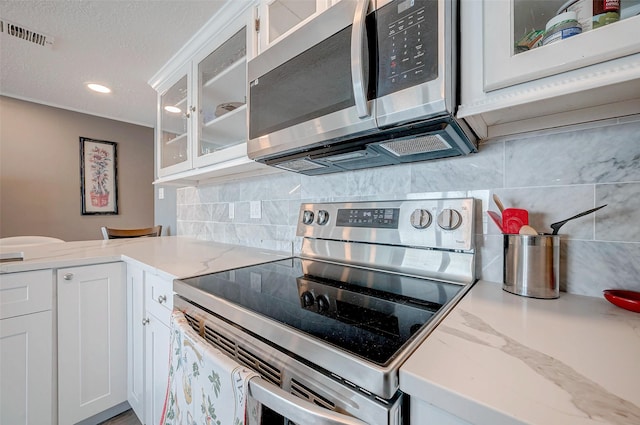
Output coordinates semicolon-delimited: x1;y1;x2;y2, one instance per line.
377;0;438;97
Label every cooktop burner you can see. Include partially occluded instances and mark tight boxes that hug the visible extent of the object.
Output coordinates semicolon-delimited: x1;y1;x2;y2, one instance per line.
178;257;462;365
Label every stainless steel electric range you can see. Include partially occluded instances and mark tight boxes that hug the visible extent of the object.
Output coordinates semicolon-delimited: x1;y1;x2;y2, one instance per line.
174;198;476;425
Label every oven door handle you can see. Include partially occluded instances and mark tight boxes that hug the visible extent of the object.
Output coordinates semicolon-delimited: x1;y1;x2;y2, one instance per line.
248;376;369;425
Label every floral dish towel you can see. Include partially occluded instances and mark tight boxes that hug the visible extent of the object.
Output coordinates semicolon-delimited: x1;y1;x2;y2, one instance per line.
160;310;261;425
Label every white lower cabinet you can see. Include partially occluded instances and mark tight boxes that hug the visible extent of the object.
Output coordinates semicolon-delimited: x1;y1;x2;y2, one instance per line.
57;262;127;425
126;265;145;421
126;264;173;425
144;312;170;425
0;269;54;425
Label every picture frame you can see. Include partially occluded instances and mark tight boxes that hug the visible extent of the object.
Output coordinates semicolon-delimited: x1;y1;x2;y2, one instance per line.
80;137;119;215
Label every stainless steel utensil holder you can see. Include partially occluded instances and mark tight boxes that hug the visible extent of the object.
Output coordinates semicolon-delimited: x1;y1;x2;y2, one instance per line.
503;234;560;299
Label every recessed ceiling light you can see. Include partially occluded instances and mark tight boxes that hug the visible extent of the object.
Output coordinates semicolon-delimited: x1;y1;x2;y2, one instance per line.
87;83;111;93
164;106;182;114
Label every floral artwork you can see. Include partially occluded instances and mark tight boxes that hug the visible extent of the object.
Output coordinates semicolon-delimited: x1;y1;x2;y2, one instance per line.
80;137;118;215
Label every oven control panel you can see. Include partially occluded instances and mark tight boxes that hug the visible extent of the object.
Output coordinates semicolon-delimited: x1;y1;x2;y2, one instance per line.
297;198;475;252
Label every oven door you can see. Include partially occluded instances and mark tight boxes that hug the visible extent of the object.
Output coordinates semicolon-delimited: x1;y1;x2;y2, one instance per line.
247;0;377;161
176;296;403;425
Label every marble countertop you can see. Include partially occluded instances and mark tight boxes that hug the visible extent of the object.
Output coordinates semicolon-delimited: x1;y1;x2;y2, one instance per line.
400;280;640;425
5;238;638;424
0;236;290;278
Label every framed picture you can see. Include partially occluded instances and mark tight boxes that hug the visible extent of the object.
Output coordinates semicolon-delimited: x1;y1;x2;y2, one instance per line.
80;137;119;215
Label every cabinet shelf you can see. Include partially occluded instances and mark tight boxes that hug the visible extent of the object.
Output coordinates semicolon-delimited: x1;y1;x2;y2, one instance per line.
202;57;246;92
200;104;247;150
164;132;187;146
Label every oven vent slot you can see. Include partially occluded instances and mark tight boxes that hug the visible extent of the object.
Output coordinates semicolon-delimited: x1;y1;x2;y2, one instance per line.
184;312;200;330
203;326;236;357
191;319;283;387
291;379;336;410
237;347;282;386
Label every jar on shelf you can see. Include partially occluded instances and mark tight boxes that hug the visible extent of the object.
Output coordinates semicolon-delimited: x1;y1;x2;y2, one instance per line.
592;0;620;28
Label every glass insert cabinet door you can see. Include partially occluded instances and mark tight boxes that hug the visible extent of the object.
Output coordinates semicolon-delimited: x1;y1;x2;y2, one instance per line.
159;74;190;170
484;0;640;90
196;27;247;164
267;0;321;44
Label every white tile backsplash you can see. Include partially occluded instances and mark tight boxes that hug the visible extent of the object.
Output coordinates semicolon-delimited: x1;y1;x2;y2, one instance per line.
177;118;640;297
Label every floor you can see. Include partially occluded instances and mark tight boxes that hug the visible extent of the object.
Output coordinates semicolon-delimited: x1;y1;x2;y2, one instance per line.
97;409;141;425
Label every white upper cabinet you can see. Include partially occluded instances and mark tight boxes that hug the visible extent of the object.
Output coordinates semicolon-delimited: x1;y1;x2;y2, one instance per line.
194;25;248;168
158;66;191;177
458;0;640;139
151;1;276;185
256;0;330;53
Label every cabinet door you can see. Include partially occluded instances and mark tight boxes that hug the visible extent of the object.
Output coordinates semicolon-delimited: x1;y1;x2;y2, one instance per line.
158;64;193;177
57;262;127;425
144;314;170;425
126;265;145;422
483;0;640;91
258;0;329;53
194;24;249;168
0;311;53;425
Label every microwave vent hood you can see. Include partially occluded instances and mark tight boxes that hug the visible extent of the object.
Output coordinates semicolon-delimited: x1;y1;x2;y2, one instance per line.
266;116;477;176
247;0;477;175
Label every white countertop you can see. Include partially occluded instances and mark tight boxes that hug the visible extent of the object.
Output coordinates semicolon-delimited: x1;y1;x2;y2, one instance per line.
5;238;639;424
400;280;640;425
0;236;290;278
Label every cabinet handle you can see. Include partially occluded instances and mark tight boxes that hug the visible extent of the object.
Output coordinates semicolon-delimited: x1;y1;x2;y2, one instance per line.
157;295;167;304
142;318;150;326
63;273;74;281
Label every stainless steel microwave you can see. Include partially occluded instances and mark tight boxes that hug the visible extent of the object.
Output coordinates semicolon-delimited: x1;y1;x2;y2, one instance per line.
247;0;476;175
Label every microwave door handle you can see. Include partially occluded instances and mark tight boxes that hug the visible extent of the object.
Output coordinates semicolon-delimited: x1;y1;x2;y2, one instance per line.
248;376;368;425
351;0;370;119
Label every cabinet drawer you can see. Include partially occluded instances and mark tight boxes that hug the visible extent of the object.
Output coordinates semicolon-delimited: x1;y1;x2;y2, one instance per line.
145;273;173;324
0;270;53;319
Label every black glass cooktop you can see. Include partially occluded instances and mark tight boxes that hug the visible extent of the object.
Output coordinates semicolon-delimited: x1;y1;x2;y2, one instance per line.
178;258;462;365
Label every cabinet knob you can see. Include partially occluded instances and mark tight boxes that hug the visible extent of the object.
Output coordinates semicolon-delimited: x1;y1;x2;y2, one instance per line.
63;273;74;281
157;295;167;304
142;318;150;326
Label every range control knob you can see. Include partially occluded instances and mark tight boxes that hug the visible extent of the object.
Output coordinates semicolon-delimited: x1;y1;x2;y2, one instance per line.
316;295;330;313
316;210;330;225
302;210;315;225
410;209;432;229
437;208;463;230
301;291;315;307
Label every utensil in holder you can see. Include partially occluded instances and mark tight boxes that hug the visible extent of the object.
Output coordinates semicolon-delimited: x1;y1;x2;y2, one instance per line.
503;234;560;299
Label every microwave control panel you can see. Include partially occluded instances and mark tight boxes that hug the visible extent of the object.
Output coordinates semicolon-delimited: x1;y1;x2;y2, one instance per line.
377;0;439;97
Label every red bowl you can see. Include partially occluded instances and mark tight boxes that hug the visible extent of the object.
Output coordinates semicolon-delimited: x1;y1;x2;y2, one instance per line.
603;289;640;313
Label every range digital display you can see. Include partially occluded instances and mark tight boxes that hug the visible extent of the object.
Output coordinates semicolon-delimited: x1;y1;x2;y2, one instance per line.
336;208;399;228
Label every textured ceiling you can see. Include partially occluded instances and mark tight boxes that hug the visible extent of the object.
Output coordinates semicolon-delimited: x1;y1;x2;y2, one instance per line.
0;0;227;127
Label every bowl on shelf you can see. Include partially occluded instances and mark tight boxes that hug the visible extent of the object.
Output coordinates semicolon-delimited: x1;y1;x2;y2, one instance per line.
603;289;640;313
215;102;244;117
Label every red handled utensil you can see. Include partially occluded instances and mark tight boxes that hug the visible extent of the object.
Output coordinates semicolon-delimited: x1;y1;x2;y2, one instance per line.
487;211;503;232
502;208;529;234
